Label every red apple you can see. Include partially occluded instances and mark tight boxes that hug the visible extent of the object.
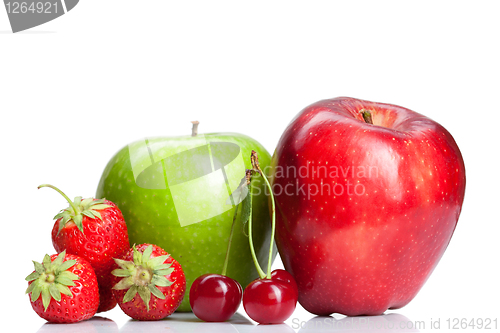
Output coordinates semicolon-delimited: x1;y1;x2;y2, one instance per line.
270;97;466;316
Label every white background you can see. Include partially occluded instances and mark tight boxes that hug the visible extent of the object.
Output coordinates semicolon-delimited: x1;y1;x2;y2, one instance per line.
1;1;499;332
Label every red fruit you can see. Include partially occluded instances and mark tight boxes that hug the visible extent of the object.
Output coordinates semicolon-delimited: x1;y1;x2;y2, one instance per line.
39;184;130;312
270;269;298;301
96;284;118;313
25;251;99;323
242;272;298;325
190;274;243;322
111;243;186;321
271;97;466;316
242;152;298;324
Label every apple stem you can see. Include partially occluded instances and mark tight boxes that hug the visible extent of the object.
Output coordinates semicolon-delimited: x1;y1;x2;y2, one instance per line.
247;169;267;279
37;184;79;214
251;150;276;280
359;109;373;124
191;121;199;137
221;200;240;276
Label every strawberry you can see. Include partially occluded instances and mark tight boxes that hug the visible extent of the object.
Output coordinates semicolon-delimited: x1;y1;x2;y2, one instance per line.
38;184;130;312
111;244;186;321
25;250;99;323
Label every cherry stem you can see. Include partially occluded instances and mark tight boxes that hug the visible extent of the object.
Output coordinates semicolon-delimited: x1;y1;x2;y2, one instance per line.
221;202;239;276
247;179;267;279
359;109;373;124
262;174;276;279
251;151;276;279
191;121;199;137
38;184;79;213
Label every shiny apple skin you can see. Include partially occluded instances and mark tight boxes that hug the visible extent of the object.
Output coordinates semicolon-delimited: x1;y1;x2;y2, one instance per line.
190;274;243;322
96;132;276;311
270;97;466;316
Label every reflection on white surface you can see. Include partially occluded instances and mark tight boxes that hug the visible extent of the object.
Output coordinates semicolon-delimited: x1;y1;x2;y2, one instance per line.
33;312;297;333
296;313;420;332
120;312;247;333
120;312;295;333
36;316;119;333
251;322;296;333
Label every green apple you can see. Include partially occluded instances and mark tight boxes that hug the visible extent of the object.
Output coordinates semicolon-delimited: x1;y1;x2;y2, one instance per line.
96;129;275;311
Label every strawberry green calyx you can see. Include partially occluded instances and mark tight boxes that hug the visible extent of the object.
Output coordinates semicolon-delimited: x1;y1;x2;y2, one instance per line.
25;250;79;311
38;184;111;234
112;245;174;311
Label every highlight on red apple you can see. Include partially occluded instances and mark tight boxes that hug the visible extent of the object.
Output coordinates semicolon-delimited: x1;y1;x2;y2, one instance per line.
270;96;466;316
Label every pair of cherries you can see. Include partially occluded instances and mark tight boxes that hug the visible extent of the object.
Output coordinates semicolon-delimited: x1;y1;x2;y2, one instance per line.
190;151;298;324
189;269;298;324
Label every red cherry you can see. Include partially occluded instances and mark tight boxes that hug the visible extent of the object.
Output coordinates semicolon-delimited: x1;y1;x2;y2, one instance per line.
242;274;298;324
190;274;243;322
270;269;298;301
242;152;298;324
